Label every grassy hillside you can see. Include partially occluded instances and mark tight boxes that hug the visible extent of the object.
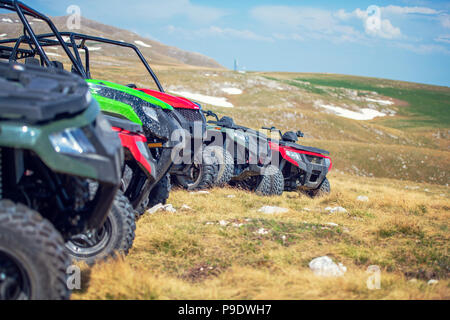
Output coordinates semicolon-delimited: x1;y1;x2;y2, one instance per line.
73;173;449;299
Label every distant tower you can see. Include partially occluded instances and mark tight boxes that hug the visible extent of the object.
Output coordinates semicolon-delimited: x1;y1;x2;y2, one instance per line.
234;59;238;72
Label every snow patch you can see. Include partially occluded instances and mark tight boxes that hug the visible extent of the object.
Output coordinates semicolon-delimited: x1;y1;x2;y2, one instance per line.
87;47;102;51
45;52;61;57
0;34;6;38
365;98;394;106
1;18;13;23
221;87;243;95
135;40;152;48
315;102;386;120
169;91;234;108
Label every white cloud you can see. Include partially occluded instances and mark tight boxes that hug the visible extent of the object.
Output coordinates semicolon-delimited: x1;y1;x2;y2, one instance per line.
397;43;450;54
205;26;273;42
250;6;364;42
440;14;450;28
339;7;402;39
166;25;273;42
435;34;450;44
382;5;441;15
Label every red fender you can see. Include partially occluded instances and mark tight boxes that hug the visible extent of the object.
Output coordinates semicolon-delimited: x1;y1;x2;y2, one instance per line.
136;88;200;110
270;142;332;171
112;127;154;176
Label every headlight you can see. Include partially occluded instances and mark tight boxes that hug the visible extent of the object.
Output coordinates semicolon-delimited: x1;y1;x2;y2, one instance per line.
286;150;303;163
50;128;96;155
142;106;158;122
324;158;331;170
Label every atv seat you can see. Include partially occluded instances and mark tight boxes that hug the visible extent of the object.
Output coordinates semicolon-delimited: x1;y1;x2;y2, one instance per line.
25;57;40;66
51;61;64;70
281;131;298;143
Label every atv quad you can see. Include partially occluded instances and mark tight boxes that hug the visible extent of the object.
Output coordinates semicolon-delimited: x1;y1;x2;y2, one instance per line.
0;60;132;299
204;111;284;196
24;31;220;192
263;126;332;197
0;4;179;215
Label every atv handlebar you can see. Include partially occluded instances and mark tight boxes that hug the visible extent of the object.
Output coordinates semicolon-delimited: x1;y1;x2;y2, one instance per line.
262;126;305;139
202;110;219;121
262;126;283;138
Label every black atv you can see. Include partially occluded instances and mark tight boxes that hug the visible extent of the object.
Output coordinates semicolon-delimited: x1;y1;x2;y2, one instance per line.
263;126;332;197
204;111;284;196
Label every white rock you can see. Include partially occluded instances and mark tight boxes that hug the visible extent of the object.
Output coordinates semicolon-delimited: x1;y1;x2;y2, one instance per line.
356;195;369;202
326;222;339;227
227;195;236;198
163;204;176;213
147;203;164;214
181;204;192;210
256;228;270;235
427;279;439;285
232;223;244;228
258;206;289;214
147;203;176;214
219;220;229;226
309;256;347;277
189;191;210;195
303;208;311;212
324;206;347;214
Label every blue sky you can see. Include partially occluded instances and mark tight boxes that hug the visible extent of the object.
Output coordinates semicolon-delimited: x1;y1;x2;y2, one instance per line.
19;1;450;86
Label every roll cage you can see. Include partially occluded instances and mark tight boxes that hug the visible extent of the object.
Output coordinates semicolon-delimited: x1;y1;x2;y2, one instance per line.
0;2;164;91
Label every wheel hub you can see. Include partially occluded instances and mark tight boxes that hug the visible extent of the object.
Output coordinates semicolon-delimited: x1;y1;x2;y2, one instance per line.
0;251;30;300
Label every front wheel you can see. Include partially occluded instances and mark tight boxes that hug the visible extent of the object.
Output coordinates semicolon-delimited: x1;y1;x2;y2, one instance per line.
65;190;136;265
307;177;331;197
238;165;284;196
0;200;71;300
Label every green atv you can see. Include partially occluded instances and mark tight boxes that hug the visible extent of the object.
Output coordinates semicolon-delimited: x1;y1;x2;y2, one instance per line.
204;111;284;196
0;61;134;299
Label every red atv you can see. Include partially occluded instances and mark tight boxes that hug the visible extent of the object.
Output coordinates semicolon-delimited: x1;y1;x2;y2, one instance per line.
264;127;332;197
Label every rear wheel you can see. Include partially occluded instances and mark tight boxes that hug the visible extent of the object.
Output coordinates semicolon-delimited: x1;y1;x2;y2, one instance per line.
0;200;70;300
173;147;218;191
308;177;331;197
207;146;234;187
65;190;136;265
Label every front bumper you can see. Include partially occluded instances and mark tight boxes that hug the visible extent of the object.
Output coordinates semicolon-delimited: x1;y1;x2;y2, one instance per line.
270;142;331;190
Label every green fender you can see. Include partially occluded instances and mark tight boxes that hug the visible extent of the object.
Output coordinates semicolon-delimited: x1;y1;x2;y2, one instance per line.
86;79;173;110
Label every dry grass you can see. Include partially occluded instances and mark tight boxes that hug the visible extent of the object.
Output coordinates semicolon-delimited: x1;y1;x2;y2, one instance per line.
72;173;449;300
